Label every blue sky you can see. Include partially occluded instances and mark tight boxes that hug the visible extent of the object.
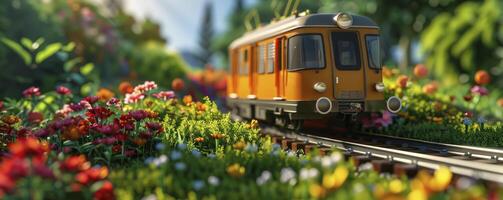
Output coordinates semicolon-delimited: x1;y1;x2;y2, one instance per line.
123;0;253;52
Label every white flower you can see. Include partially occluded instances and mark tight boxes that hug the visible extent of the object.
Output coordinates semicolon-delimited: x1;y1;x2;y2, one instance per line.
256;170;272;185
280;168;296;183
320;152;342;168
208;176;220;186
192;149;201;157
152;155;168;167
357;162;373;172
299;168;319;180
141;194;157;200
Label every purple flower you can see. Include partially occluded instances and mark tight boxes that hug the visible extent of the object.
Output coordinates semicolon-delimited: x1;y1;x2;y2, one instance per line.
470;85;489;96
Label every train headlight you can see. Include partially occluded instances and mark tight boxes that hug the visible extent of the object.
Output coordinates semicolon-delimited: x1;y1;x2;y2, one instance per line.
375;82;385;92
313;82;327;93
333;12;353;29
386;96;402;113
316;97;332;114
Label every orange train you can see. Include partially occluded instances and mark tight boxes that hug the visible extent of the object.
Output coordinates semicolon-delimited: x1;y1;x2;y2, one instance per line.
226;12;401;129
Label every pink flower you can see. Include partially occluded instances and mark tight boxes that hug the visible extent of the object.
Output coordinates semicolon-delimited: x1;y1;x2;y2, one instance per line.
152;91;175;101
470;85;489;96
56;86;72;95
56;104;74;117
373;111;394;128
124;92;145;104
133;81;158;93
22;86;41;98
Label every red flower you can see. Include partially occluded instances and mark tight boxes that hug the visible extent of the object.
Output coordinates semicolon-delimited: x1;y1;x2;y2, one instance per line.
118;81;133;94
146;122;161;131
75;172;90;185
60;155;90;172
194;137;204;143
413;64;428;79
83;96;99;104
124;150;136;157
112;145;121;153
16;128;32;138
56;86;72;95
33;162;54;179
474;70;490;85
0;173;15;193
8;137;48;158
22;86;41;98
0;158;28;179
87;106;113;120
93;181;115;200
171;78;185;91
85;167;108;182
396;75;409;89
118;114;134;130
27;112;44;124
0;101;4;110
152;91;175;101
130;110;147;121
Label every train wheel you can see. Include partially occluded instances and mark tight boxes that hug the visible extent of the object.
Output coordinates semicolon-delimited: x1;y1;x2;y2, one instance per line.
290;119;304;131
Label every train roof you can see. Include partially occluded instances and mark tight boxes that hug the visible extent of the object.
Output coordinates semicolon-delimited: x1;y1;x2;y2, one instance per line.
229;13;378;49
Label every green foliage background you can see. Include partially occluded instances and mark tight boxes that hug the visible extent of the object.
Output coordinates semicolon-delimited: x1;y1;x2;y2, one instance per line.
0;0;187;98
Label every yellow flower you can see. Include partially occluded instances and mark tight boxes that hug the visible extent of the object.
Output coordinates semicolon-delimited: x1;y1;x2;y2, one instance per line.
250;119;259;129
322;165;348;190
389;179;403;194
373;184;386;199
233;141;246;150
428;166;452;192
407;189;427;200
227;163;245;178
309;183;326;199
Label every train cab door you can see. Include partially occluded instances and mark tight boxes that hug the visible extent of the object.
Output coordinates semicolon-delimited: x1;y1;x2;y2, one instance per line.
275;37;286;100
331;31;365;101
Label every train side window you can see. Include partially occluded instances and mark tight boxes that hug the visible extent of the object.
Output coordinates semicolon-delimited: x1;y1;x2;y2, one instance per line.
266;42;275;73
365;35;381;70
239;49;248;75
287;34;325;71
257;45;265;74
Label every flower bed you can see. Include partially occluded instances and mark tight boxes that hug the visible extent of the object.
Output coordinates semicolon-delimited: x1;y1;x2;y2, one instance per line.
365;65;503;147
0;81;502;199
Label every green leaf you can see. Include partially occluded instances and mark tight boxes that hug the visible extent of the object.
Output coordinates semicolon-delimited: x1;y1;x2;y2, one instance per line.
80;82;93;96
35;43;62;64
62;42;76;52
80;63;94;75
1;37;32;65
63;57;82;72
20;38;34;51
33;38;45;49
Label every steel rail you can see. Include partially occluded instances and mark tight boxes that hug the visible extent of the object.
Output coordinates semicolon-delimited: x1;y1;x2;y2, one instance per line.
353;132;503;161
264;127;503;183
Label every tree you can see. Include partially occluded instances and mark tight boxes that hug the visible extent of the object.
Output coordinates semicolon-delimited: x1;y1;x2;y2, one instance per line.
197;1;215;67
421;0;503;87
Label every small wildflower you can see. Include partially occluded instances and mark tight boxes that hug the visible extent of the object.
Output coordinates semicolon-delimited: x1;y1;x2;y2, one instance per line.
23;86;41;98
124;92;145;104
250;119;259;129
474;70;490;85
171;78;185;91
152;91;175;101
177;143;187;150
174;162;186;171
207;153;216;159
118;81;134;94
208;176;220;186
192;180;205;191
413;64;428;78
191;149;201;157
256;170;272;185
155;143;165;151
183;95;193;105
152;155;168;167
96;88;114;101
2;115;21;125
210;133;224;139
233;141;246;150
299;168;319;180
27;112;44;124
194;137;205;143
463;117;472;126
396;75;408;89
245;144;258;153
477;116;486;124
56;86;72;95
470;85;489;96
170;150;182;160
280;168;296;183
227;163;245;178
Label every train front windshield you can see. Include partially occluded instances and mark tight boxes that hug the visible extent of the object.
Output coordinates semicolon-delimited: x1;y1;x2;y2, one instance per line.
331;32;361;70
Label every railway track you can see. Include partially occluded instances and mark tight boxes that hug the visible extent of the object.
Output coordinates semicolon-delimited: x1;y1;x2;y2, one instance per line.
261;126;503;183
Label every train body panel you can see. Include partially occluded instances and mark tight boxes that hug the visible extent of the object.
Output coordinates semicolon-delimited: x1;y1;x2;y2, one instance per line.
227;13;390;123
